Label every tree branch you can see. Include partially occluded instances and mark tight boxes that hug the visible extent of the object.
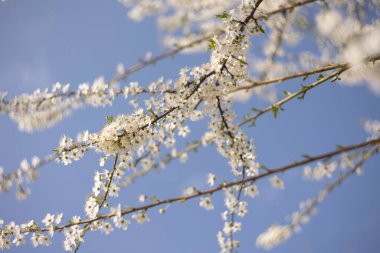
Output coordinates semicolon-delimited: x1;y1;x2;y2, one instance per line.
17;138;379;235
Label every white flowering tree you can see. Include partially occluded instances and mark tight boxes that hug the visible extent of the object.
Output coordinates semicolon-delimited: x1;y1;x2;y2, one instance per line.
1;0;380;252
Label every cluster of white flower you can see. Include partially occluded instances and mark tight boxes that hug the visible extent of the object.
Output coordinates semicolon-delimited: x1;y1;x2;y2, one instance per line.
0;75;170;133
111;205;131;230
95;112;153;155
61;216;83;251
253;0;380;101
0;79;117;132
316;8;380;94
256;185;333;250
256;224;291;250
303;148;370;182
0;213;62;250
256;196;320;250
53;66;211;164
85;157;128;219
55;133;88;165
120;0;235;50
303;162;338;181
0;156;49;200
256;142;379;250
363;119;380;137
216;186;249;252
194;2;274;251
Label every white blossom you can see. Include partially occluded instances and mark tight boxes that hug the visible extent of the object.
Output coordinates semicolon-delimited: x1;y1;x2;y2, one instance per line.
256;224;291;250
269;176;285;190
207;173;216;186
100;222;114;235
138;194;147;203
199;195;214;211
132;211;150;224
243;184;259;198
85;197;99;218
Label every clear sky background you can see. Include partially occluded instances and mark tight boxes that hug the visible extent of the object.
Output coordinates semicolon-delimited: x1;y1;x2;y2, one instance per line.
0;1;380;253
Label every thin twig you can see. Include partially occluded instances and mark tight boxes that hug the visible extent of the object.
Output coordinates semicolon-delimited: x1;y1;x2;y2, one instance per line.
73;153;119;253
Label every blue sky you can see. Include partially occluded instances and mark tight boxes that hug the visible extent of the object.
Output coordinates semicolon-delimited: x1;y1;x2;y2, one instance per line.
1;1;380;253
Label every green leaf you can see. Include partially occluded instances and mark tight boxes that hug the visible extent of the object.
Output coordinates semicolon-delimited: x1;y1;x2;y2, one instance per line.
216;12;229;19
297;92;306;100
271;105;279;118
317;74;324;80
207;38;216;51
148;108;158;119
105;115;114;124
259;164;268;170
283;90;292;97
302;75;309;82
297;85;309;100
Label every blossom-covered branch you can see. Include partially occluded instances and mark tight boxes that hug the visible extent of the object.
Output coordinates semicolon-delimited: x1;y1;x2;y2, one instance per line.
1;137;377;251
256;145;379;249
240;54;380;126
233;56;378;92
0;0;324;133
